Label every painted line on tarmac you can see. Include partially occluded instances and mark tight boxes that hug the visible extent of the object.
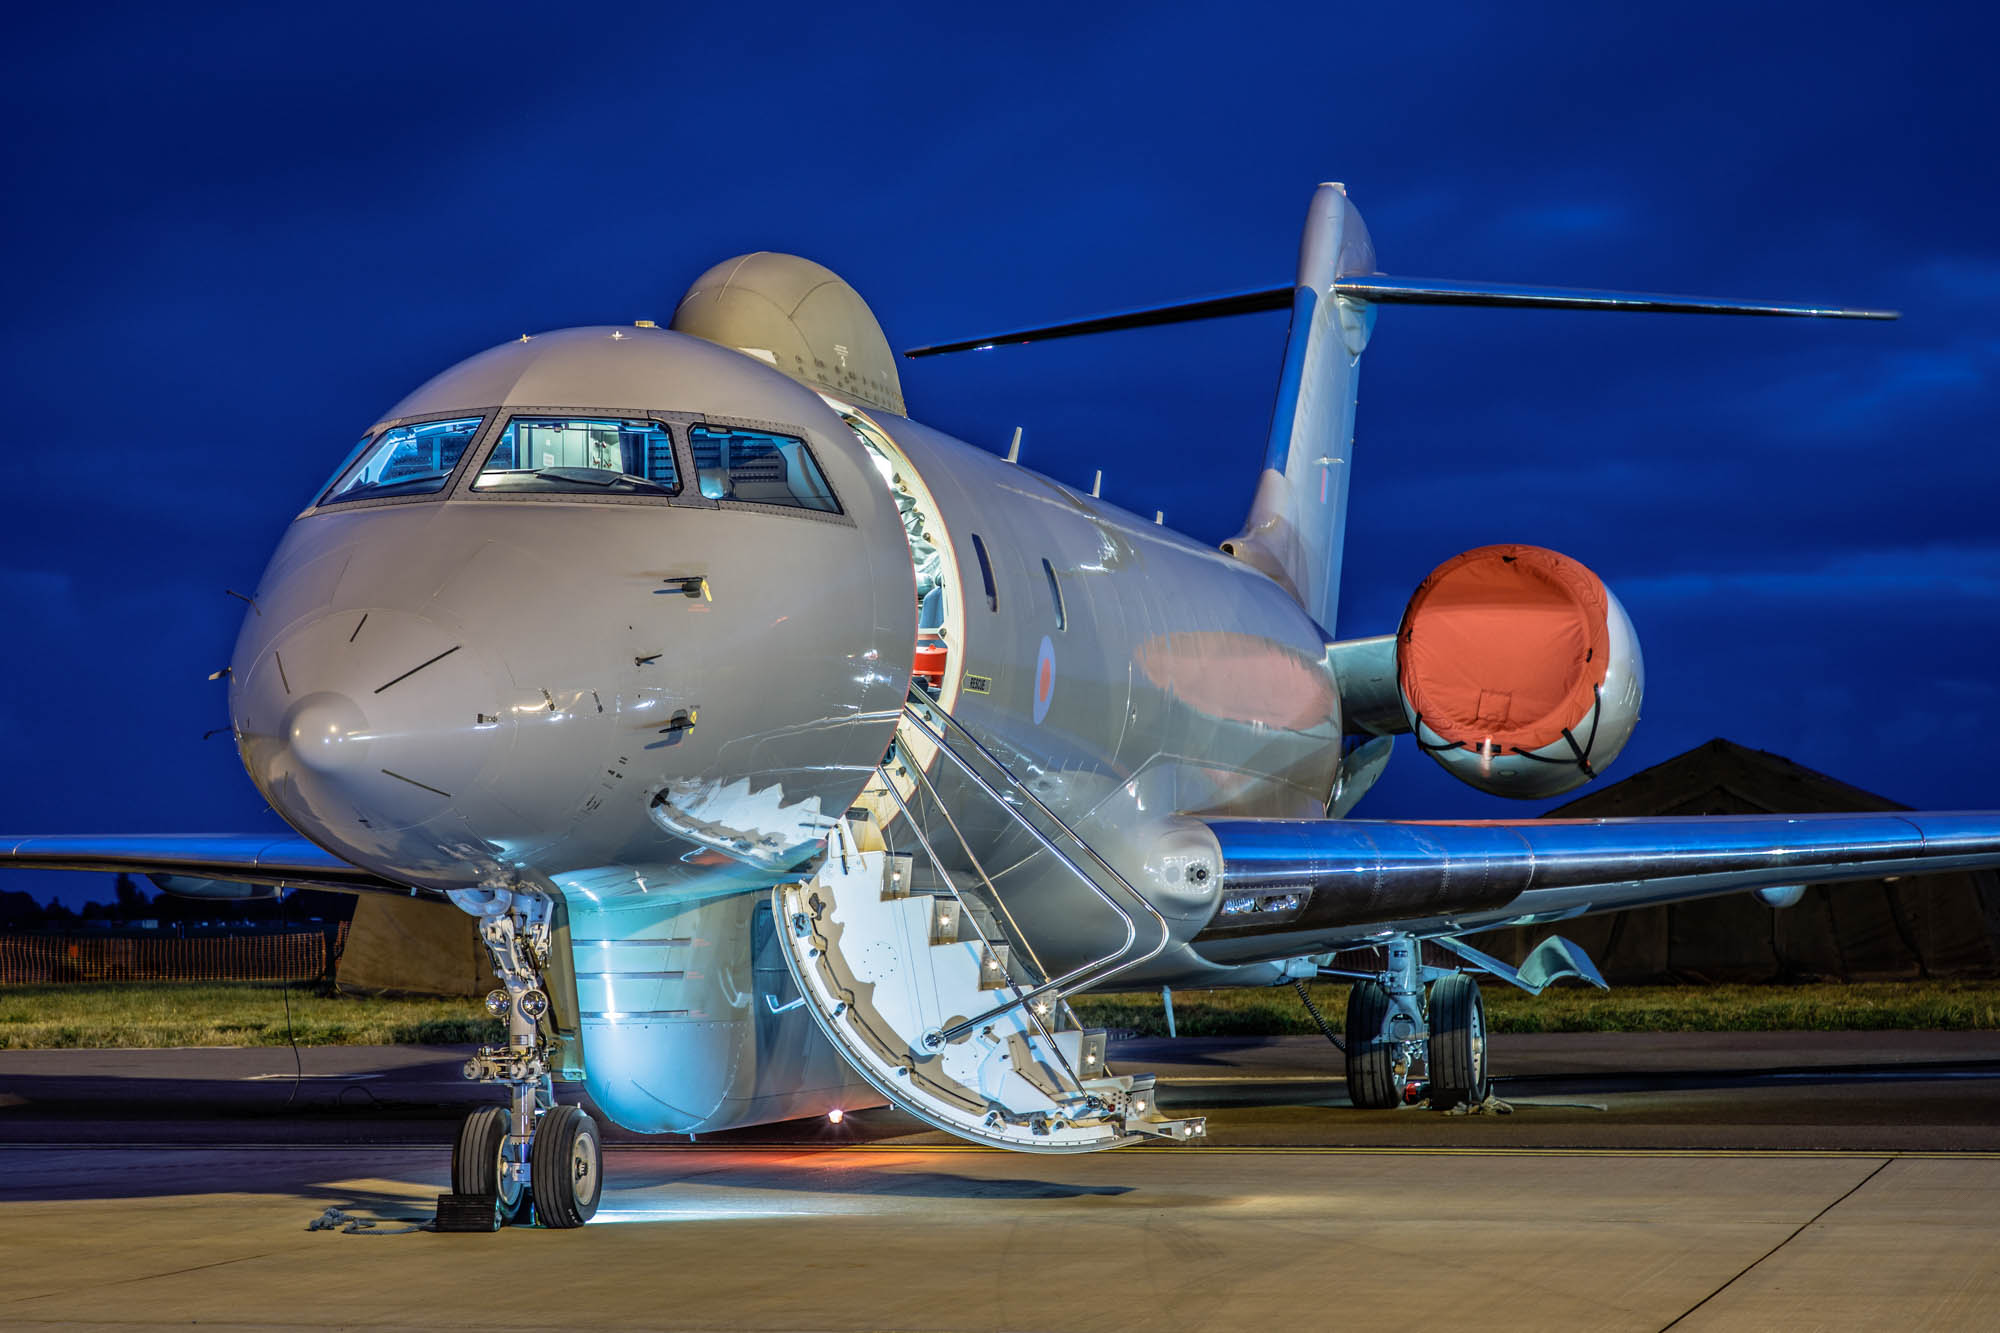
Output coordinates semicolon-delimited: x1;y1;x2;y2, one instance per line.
1159;1075;1338;1082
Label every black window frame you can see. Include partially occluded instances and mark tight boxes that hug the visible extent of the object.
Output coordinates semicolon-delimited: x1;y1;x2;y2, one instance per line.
1041;557;1066;631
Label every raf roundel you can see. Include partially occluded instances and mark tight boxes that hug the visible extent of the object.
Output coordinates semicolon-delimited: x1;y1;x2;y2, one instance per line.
1033;635;1056;725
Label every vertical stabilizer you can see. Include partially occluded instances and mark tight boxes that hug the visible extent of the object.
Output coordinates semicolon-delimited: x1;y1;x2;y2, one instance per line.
1220;184;1376;634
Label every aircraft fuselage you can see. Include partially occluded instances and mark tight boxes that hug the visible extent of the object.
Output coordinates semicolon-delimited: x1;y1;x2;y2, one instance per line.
225;326;1342;1131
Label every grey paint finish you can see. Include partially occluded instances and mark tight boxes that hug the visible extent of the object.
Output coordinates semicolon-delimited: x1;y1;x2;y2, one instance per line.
1326;634;1403;737
216;324;925;1136
231;327;917;900
670;252;907;417
849;408;1342;983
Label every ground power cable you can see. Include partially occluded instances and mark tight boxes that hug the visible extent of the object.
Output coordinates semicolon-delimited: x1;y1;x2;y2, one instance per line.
1290;979;1345;1053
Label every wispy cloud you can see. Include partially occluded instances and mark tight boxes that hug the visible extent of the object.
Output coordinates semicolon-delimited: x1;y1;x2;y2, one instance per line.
1618;544;2000;607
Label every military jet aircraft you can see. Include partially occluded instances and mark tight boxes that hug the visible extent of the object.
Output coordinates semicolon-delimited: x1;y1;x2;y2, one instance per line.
7;182;1990;1230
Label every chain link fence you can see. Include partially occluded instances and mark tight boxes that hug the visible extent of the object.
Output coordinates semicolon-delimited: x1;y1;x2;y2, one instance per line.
0;924;348;985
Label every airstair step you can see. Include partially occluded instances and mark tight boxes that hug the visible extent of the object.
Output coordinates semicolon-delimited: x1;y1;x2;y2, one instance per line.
876;853;915;898
1059;1027;1108;1078
771;703;1208;1154
976;942;1012;990
927;898;961;946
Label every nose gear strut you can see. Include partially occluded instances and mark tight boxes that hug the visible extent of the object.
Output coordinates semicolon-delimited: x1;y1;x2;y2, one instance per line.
437;885;601;1230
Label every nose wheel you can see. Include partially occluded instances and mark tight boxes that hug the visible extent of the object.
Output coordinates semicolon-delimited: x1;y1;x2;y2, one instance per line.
452;1106;528;1226
530;1104;603;1228
439;885;602;1230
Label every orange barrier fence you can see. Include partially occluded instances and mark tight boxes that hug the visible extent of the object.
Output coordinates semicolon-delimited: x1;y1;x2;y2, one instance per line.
0;925;348;985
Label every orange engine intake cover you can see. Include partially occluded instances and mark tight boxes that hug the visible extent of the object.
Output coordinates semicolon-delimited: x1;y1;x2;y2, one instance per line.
1396;544;1611;754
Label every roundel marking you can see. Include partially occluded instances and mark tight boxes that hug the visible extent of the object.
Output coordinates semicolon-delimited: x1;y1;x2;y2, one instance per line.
1033;635;1056;725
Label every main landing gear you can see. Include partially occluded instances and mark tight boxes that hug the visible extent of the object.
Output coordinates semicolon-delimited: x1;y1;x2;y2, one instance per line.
1341;933;1489;1111
440;886;602;1230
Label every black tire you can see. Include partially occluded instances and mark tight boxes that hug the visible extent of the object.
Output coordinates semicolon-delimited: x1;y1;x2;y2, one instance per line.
1343;980;1402;1109
1427;973;1490;1109
453;1105;527;1225
530;1104;603;1228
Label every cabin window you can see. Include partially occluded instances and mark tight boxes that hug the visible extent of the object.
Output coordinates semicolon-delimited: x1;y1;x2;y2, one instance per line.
1042;558;1066;630
473;417;680;496
688;424;841;513
319;416;485;505
971;533;998;612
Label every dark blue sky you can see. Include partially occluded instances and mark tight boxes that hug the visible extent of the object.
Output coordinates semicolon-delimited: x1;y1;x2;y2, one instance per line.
4;2;1995;908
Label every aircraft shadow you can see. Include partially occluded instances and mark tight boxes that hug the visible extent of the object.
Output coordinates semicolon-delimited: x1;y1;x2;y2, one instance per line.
604;1161;1133;1201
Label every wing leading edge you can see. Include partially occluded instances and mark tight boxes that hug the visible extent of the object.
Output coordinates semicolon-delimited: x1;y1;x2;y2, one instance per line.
1190;812;2000;964
0;834;408;896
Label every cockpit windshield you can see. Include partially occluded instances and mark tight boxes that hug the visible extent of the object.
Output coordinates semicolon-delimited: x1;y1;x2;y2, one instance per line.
319;416;485;505
690;424;841;513
473;417;681;497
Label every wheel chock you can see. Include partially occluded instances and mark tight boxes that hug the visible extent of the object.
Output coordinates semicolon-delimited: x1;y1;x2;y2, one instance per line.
433;1193;503;1232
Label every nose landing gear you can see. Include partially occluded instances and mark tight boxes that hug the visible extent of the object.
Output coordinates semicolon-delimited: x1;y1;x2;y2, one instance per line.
440;886;602;1231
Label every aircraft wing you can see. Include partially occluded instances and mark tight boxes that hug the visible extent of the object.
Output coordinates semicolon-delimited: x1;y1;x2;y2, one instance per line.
1189;812;2000;963
0;834;408;896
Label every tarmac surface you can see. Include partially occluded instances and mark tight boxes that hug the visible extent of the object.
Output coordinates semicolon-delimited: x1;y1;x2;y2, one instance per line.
3;1031;1998;1329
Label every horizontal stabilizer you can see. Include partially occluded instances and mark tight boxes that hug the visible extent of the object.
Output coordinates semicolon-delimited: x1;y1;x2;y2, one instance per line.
1330;274;1899;320
901;275;1896;358
901;286;1290;358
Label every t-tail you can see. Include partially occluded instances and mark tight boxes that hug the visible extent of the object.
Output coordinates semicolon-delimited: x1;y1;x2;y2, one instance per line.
1217;183;1375;632
902;181;1897;634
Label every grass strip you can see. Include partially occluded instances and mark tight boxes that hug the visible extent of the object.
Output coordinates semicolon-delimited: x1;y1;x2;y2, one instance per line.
1073;980;2000;1038
2;979;1997;1049
0;982;505;1049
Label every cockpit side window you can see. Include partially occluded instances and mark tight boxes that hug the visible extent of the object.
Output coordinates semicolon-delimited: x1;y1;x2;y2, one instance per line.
689;424;841;513
473;417;680;497
318;416;484;505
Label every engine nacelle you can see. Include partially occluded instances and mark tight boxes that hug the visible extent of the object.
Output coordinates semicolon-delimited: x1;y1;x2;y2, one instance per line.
1396;544;1643;799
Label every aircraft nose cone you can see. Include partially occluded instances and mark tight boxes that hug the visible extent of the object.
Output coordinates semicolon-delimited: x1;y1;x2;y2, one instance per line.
232;608;515;856
284;692;371;776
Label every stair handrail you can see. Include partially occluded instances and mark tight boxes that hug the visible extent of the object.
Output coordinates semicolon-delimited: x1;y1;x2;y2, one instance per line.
885;741;1053;984
869;774;1088;1093
897;686;1172;1045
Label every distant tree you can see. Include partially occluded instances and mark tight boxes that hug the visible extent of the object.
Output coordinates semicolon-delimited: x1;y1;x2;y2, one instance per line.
0;889;44;928
112;873;152;918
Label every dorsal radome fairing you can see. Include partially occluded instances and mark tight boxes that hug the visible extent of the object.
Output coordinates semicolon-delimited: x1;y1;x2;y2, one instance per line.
670;253;906;417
